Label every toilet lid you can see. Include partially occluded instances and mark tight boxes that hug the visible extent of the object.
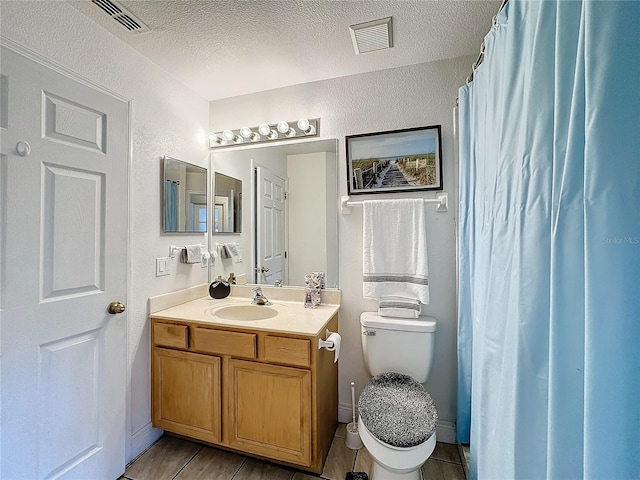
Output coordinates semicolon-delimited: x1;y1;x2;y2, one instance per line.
358;372;437;448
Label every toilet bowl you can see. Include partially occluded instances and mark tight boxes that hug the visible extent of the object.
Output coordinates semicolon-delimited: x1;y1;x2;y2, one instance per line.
359;416;436;480
358;313;438;479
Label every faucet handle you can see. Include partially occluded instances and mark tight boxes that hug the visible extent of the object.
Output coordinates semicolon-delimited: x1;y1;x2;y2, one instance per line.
252;286;263;294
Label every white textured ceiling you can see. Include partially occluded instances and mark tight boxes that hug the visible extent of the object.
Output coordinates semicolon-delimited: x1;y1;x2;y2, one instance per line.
70;0;500;101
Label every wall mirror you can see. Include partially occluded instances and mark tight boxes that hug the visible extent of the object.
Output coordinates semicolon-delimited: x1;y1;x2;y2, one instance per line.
210;139;339;288
163;156;208;233
213;172;242;233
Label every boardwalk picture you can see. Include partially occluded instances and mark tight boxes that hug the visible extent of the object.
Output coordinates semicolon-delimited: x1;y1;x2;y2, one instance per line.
346;125;443;194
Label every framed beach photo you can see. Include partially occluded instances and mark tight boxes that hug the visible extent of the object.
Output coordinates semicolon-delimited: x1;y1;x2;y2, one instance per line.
346;125;443;195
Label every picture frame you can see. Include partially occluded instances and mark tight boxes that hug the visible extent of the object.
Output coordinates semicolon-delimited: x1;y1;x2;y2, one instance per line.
346;125;443;195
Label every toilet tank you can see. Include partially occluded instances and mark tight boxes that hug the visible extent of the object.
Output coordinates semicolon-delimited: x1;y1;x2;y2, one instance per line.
360;312;437;383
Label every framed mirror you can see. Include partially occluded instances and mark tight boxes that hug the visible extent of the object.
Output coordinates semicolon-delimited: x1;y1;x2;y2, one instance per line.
213;172;242;233
163;156;207;233
210;139;338;288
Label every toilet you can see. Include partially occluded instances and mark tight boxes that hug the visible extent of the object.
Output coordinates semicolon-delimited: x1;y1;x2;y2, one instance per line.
358;312;438;480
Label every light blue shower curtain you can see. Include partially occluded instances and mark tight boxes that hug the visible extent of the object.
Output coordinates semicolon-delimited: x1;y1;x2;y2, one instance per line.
457;1;640;478
165;180;179;232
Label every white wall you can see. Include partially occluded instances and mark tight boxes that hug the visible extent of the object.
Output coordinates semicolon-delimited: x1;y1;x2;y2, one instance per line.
210;56;471;441
287;152;328;284
0;1;210;461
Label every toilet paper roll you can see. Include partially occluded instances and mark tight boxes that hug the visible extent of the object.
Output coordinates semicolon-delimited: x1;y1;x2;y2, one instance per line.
318;331;341;363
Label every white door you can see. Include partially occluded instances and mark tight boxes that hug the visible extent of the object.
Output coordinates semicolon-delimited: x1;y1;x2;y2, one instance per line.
0;47;129;479
255;165;285;285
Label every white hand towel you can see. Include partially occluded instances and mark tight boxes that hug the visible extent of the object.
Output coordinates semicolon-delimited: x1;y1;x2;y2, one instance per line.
182;245;202;264
224;243;238;257
363;199;430;304
378;296;422;319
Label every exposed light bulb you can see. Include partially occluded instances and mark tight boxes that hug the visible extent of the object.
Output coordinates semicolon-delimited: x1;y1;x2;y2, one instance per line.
303;124;316;135
267;129;278;140
233;135;244;144
239;127;253;138
277;121;290;134
297;118;310;131
209;133;223;145
249;132;261;142
258;124;271;136
286;128;297;138
222;129;235;141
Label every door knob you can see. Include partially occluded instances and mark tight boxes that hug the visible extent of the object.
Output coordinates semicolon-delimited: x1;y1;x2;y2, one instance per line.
255;266;270;273
107;301;126;314
16;141;31;157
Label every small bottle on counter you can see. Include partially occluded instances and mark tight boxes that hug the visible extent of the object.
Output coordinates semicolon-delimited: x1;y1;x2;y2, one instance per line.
227;272;236;284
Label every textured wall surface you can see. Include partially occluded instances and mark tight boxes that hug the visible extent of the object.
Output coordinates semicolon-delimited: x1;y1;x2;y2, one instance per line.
1;1;210;461
1;0;473;456
210;56;472;439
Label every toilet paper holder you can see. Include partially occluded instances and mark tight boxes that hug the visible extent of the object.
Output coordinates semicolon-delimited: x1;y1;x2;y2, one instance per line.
318;329;341;363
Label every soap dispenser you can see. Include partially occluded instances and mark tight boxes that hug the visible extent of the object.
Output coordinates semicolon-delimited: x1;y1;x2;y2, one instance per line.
209;275;231;299
227;272;236;285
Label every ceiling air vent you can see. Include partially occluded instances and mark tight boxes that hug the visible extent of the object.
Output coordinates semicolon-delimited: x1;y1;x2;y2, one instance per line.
349;17;393;55
91;0;150;34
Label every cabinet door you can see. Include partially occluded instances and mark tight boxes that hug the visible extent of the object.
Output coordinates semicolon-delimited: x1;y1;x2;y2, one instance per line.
152;348;221;444
229;359;311;466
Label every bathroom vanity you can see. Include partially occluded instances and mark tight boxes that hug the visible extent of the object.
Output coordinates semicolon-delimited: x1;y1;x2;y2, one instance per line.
149;287;339;474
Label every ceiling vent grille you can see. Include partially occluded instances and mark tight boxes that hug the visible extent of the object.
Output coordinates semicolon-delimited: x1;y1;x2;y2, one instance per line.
91;0;150;34
349;17;393;55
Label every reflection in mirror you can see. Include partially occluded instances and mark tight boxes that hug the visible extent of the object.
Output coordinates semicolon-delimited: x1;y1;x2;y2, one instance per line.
210;139;338;288
163;156;207;233
213;173;242;233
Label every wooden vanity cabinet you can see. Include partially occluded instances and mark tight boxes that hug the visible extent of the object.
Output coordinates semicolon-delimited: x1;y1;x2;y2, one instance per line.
150;314;338;474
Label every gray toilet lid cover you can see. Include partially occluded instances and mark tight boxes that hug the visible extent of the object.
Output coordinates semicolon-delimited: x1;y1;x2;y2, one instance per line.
358;372;438;448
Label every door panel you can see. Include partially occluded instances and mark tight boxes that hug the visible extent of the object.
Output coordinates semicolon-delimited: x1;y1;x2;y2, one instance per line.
0;47;128;479
41;164;105;300
255;165;285;285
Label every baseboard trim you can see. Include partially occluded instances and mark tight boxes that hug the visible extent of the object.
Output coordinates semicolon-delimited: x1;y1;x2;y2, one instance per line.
435;420;456;444
340;402;457;444
129;423;163;464
338;402;353;423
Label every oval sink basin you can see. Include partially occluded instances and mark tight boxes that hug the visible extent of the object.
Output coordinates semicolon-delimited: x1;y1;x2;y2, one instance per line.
212;305;278;321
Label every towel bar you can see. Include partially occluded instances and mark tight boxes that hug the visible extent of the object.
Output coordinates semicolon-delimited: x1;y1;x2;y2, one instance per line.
340;192;448;214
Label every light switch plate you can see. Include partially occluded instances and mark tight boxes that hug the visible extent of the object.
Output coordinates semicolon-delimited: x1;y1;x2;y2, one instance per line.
156;257;171;276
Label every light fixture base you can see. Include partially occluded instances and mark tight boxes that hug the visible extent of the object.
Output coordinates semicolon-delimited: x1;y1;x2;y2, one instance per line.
209;118;320;149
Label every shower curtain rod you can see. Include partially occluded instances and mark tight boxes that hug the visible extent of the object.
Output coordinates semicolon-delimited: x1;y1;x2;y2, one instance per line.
465;0;509;85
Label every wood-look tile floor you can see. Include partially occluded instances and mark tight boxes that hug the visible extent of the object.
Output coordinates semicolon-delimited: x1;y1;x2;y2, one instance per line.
121;425;467;480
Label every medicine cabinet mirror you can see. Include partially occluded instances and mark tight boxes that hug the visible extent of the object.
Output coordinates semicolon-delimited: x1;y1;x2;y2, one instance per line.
213;172;242;233
163;156;208;233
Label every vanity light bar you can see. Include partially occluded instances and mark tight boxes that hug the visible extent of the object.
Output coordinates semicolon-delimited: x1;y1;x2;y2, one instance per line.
209;118;320;149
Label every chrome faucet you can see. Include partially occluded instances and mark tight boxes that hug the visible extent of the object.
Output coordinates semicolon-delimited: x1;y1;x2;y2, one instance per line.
251;287;271;305
274;279;283;287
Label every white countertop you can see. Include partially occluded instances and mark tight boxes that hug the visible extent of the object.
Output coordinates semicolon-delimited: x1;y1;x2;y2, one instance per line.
151;296;340;337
